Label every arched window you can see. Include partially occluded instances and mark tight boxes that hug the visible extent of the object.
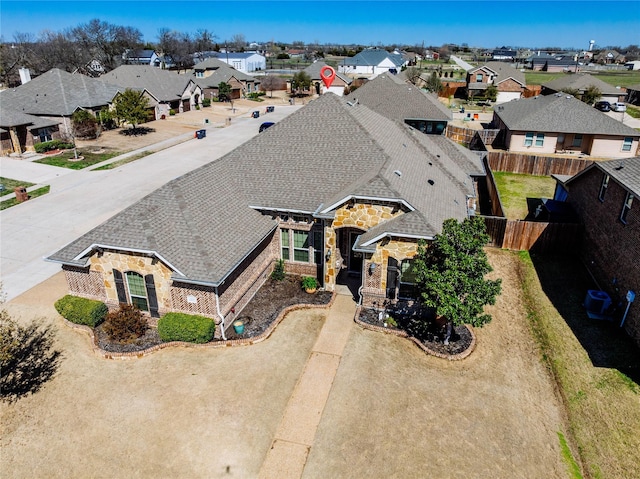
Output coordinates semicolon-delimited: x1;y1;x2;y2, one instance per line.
125;271;149;312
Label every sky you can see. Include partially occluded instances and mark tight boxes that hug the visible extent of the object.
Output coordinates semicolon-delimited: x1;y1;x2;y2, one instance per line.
1;0;639;49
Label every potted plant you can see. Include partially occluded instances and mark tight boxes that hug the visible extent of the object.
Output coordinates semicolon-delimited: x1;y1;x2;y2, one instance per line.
301;276;319;294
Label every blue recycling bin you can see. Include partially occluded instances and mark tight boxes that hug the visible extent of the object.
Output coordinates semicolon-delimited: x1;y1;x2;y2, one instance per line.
266;106;274;113
252;111;260;118
195;129;206;139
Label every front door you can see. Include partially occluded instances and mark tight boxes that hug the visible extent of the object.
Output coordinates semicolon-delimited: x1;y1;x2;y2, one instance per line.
348;231;363;275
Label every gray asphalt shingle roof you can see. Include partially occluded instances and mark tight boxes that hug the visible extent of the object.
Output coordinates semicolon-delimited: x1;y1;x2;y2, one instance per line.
303;62;352;84
341;49;405;67
542;73;623;96
0;68;120;116
470;62;526;86
495;94;640;137
346;73;452;122
568;157;640;197
49;93;480;285
102;65;195;102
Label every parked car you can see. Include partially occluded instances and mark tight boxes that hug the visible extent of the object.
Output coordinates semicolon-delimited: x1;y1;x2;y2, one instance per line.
259;122;275;133
595;101;611;112
611;102;627;112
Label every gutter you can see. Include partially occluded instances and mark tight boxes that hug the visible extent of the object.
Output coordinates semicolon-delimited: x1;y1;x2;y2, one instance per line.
215;285;227;340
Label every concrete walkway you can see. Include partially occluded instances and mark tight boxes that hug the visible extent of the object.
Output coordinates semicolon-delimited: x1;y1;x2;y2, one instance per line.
258;289;356;479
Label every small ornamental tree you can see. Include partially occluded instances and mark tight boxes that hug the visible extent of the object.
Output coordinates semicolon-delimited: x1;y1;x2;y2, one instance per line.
413;217;502;343
217;82;231;102
485;84;498;102
582;85;602;105
103;304;148;343
113;88;150;130
425;71;443;94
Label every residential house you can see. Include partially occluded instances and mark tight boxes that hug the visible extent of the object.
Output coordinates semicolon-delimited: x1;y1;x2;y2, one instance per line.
626;84;640;106
213;52;266;73
102;65;202;119
595;50;626;65
346;73;454;135
465;62;527;103
558;159;640;345
0;68;120;144
192;58;260;100
123;49;161;67
541;73;626;103
0;110;62;155
338;48;407;78
303;61;352;96
47;91;485;337
491;94;640;158
491;49;517;62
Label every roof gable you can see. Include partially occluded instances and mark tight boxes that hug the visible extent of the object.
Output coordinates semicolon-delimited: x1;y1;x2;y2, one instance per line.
102;65;194;102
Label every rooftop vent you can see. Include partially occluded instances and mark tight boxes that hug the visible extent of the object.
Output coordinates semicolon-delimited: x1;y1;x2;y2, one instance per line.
394;170;402;177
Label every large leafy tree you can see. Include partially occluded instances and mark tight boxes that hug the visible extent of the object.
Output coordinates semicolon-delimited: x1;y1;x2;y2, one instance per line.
217;82;231;102
291;71;311;93
413;217;502;342
113;89;150;130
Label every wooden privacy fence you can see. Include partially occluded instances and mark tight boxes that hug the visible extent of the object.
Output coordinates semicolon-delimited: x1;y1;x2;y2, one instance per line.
445;124;478;145
487;151;593;176
481;216;581;254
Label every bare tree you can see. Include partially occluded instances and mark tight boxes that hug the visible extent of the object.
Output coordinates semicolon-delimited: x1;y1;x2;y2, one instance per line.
260;75;285;97
229;33;246;52
157;28;194;71
193;29;217;63
0;33;37;86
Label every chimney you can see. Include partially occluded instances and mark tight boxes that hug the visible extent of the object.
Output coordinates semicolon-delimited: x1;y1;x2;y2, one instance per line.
19;68;31;84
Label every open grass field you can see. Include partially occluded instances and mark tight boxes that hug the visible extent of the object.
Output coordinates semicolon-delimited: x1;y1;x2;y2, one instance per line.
525;70;640;88
518;251;640;479
493;171;556;219
0;177;35;192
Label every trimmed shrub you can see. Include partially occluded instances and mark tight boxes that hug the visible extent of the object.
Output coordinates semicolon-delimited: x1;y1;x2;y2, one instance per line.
202;98;211;107
169;109;176;116
34;140;75;153
158;313;215;343
271;259;285;281
103;304;148;343
54;295;108;327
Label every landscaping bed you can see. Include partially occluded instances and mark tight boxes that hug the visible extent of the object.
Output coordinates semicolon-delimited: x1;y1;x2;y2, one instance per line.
95;276;332;352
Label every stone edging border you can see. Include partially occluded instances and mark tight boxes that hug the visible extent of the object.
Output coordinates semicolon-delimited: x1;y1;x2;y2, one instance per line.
61;292;337;360
353;305;477;361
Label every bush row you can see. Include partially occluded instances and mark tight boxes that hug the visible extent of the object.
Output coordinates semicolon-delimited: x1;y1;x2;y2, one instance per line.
54;295;108;327
34;140;75;153
158;312;215;343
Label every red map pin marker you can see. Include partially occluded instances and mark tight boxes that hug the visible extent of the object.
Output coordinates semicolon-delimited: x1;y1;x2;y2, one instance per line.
320;66;336;89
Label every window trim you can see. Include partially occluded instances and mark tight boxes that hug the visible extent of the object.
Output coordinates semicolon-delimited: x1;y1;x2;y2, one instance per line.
622;137;633;152
524;132;534;147
280;228;290;260
292;230;310;263
598;174;610;202
535;132;545;147
620;192;634;224
398;259;419;300
125;271;149;312
572;134;583;147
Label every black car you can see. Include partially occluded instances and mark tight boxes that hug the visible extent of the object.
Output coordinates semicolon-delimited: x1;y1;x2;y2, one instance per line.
259;122;275;133
595;101;611;112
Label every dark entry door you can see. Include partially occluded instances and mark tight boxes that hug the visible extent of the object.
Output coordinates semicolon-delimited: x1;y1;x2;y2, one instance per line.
348;231;363;275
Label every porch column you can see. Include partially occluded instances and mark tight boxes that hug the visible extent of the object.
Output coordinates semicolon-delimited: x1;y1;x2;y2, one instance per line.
9;127;23;154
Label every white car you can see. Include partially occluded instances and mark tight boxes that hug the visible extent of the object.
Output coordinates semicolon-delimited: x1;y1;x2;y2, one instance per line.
611;102;627;112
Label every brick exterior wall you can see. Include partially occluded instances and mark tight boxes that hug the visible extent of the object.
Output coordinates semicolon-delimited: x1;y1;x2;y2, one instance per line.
567;167;640;345
170;282;219;319
63;265;106;299
498;77;524;93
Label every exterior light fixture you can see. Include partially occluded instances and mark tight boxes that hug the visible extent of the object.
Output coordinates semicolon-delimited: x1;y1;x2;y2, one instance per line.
369;263;377;275
325;249;332;262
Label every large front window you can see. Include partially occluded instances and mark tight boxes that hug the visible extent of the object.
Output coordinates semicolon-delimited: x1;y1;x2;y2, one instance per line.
125;271;149;311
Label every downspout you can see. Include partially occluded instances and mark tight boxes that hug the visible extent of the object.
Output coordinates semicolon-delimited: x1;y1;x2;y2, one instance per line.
214;286;227;340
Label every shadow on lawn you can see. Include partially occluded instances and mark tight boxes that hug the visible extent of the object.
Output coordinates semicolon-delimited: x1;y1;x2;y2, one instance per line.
529;252;640;385
119;126;156;136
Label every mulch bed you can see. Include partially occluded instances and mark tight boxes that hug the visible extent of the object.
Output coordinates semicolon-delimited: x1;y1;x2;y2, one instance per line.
357;307;474;357
94;276;333;353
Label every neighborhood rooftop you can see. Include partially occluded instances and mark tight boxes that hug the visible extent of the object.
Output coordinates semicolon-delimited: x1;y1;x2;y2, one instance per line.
48;92;481;286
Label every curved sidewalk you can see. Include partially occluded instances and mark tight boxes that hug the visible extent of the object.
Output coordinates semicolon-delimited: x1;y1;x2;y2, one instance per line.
258;289;356;479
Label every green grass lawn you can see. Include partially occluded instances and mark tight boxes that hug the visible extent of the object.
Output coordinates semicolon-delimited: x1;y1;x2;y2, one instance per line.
0;185;50;210
0;177;35;193
92;151;152;170
518;251;640;479
492;171;556;219
35;149;120;170
525;70;640;88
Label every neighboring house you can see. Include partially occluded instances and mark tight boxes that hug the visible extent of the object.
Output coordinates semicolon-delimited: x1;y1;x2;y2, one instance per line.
595;50;626;65
0;109;61;155
123;49;161;67
102;65;202;119
212;52;266;73
338;48;407;78
556;159;640;346
491;94;640;158
192;58;260;100
303;61;352;96
541;73;626;103
0;68;120;142
625;61;640;71
346;73;454;136
47;92;485;338
465;62;527;103
527;52;580;72
491;49;517;61
626;84;640;106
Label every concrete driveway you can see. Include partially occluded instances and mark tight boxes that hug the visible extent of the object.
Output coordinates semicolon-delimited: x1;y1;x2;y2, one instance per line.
0;105;301;301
